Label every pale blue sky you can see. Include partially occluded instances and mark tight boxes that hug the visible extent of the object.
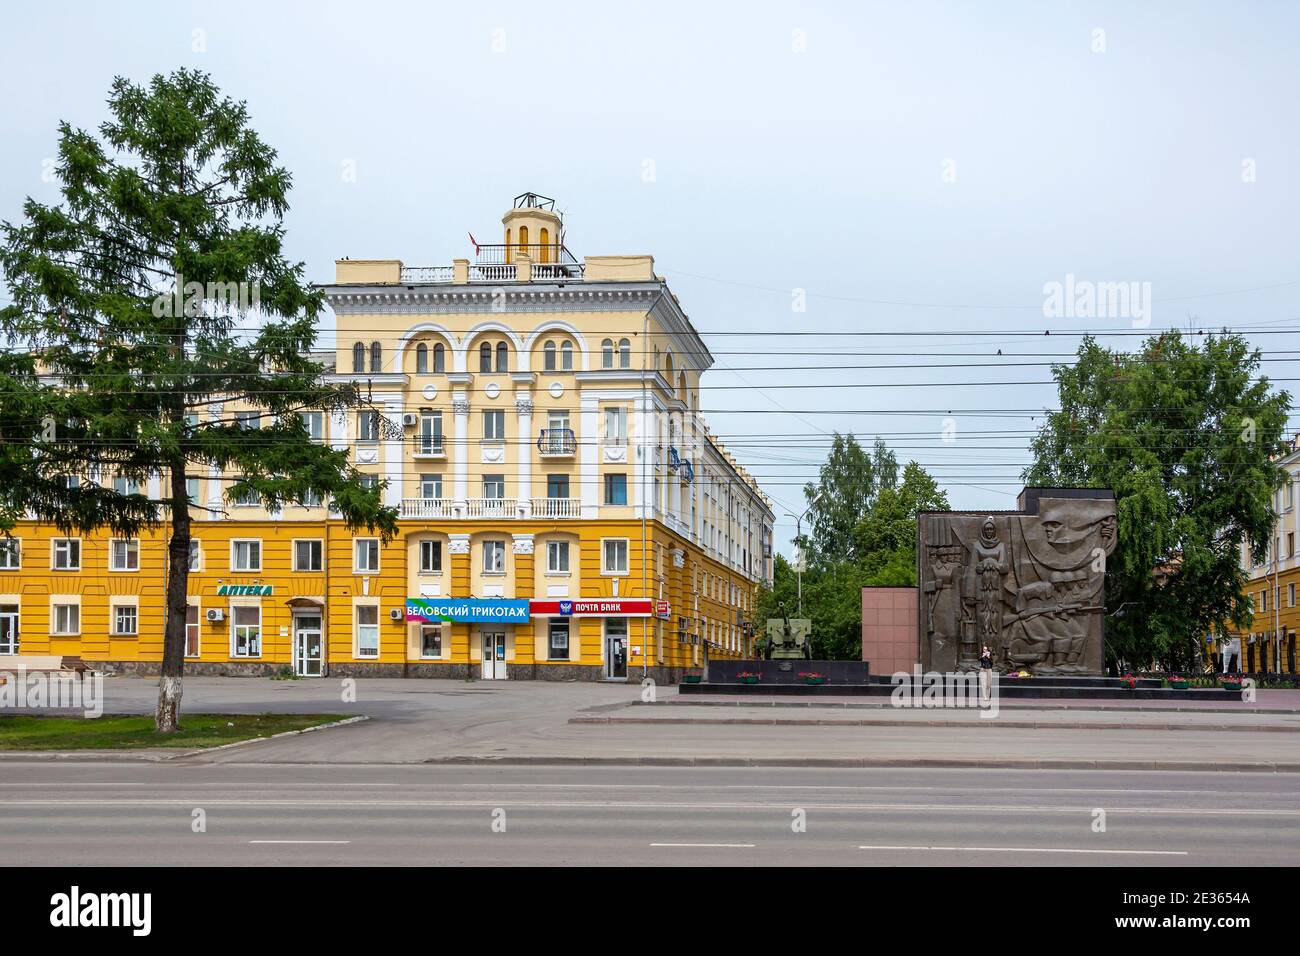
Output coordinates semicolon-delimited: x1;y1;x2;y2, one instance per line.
3;1;1297;553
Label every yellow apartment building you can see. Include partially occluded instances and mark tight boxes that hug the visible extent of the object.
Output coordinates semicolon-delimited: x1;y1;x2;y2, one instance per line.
0;193;775;682
1232;433;1300;674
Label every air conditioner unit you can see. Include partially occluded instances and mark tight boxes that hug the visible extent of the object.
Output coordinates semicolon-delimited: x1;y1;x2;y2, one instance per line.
401;413;418;427
389;608;405;622
205;608;224;623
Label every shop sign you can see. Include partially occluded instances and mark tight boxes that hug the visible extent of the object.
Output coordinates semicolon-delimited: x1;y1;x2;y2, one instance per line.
528;599;653;617
217;585;273;596
405;598;530;624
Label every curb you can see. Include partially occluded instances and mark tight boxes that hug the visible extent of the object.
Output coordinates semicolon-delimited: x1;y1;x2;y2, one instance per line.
419;754;1300;773
173;715;370;758
569;715;1300;733
652;698;1300;715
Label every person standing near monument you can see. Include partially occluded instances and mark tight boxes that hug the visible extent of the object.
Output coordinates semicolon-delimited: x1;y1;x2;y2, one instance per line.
979;644;994;701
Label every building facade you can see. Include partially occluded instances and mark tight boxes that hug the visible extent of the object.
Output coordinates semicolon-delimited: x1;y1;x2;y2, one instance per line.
1233;434;1300;673
0;194;775;682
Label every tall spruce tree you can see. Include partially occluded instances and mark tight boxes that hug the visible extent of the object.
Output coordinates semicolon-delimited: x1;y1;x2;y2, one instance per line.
0;70;397;730
1024;331;1290;669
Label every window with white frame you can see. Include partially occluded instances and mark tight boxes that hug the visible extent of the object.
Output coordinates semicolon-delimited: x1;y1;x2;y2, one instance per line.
294;539;323;572
52;602;80;635
52;538;81;570
483;540;506;574
419;474;443;500
420;624;443;659
186;477;201;504
548;620;570;660
547;540;570;573
355;605;379;658
231;539;261;572
232;480;260;506
418;412;443;455
110;538;140;571
602;539;629;574
231;605;261;657
113;604;138;636
234;410;261;430
354;538;379;573
188;540;201;571
0;538;19;569
482;475;505;500
113;476;140;496
482;410;505;441
604;407;627;444
301;410;324;442
419;540;442;574
358;410;380;443
185;605;200;657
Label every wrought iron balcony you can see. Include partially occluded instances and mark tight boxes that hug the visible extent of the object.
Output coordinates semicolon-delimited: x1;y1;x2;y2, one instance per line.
537;428;577;456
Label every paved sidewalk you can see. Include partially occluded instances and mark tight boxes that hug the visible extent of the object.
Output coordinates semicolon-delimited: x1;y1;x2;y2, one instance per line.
7;677;1298;772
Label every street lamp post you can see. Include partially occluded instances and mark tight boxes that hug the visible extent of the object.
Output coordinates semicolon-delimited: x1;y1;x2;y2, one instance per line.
784;498;817;618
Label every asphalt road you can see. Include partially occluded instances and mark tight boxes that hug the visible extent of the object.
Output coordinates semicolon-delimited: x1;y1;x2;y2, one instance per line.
1;762;1295;866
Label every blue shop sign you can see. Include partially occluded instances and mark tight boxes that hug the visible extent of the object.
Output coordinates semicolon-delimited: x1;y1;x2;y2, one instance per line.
406;598;531;624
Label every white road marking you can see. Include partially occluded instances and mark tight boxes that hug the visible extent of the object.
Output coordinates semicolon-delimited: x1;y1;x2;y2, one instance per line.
858;845;1188;855
651;843;755;848
2;799;1294;815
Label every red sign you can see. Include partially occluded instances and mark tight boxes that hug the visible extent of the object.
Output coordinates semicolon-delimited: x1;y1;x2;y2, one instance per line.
528;599;653;617
655;600;671;620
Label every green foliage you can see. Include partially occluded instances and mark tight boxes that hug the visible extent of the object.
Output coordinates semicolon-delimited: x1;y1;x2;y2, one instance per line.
0;68;397;538
0;69;399;729
763;445;949;659
802;434;898;566
1024;332;1291;670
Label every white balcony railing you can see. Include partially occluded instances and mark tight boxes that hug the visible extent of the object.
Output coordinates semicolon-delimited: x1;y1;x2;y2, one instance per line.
400;266;454;283
401;497;452;519
532;497;582;519
465;497;519;519
469;264;517;283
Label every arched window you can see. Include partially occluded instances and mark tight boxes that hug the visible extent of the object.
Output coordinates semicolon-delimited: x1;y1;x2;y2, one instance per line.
544;341;557;372
415;343;428;374
561;340;574;371
433;342;445;373
602;338;614;369
352;342;365;373
518;225;529;252
495;341;509;373
479;342;492;373
370;341;382;373
619;338;631;368
539;228;550;263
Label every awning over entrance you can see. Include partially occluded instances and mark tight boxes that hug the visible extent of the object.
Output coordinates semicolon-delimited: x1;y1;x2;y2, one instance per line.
284;596;326;609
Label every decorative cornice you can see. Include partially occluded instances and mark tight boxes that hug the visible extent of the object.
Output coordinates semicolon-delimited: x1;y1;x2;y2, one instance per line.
323;285;664;317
